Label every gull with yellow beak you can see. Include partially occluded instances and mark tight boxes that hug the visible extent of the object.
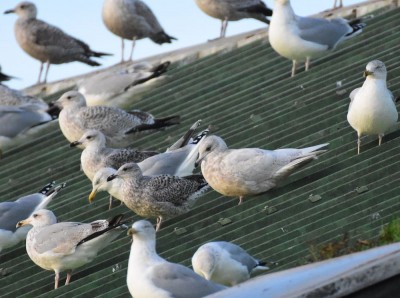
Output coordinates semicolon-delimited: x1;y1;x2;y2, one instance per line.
16;209;126;289
347;60;398;154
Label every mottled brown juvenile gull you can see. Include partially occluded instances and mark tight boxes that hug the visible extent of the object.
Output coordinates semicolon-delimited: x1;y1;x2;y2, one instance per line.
196;135;328;204
88;121;208;208
192;241;270;286
56;91;180;147
269;0;365;76
127;220;226;298
4;1;110;84
195;0;272;38
16;209;126;289
70;129;158;182
78;61;170;106
102;0;176;61
0;182;65;254
347;60;398;154
105;163;210;231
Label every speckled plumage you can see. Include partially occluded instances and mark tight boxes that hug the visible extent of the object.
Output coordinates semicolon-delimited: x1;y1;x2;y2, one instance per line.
71;129;158;181
57;91;180;147
5;2;109;83
107;163;209;230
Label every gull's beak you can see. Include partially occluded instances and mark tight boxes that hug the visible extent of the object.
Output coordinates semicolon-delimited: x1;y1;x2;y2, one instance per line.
4;9;15;14
363;70;373;77
69;141;81;148
107;174;117;182
16;218;30;228
127;228;137;236
89;189;97;203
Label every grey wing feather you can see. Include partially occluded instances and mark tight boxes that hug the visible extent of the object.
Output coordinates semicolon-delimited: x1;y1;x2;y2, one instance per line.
150;263;225;298
33;222;93;254
349;87;360;109
0;196;41;232
134;1;163;32
217;242;257;272
28;19;88;52
297;17;351;48
105;149;158;169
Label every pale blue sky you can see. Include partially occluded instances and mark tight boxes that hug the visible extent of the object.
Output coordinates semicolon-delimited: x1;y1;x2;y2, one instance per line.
0;0;362;89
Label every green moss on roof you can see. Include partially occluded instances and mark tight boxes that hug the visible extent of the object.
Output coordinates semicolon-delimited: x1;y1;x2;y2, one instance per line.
1;5;400;298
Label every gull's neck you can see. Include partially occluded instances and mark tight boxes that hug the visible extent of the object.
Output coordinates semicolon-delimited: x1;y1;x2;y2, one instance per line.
365;76;387;89
272;1;296;25
130;237;164;267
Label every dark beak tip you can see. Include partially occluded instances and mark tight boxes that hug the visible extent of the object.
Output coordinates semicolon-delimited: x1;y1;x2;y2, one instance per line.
4;9;15;14
69;142;79;148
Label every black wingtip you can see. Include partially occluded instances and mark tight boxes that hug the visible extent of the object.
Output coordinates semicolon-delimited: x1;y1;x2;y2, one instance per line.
38;181;56;195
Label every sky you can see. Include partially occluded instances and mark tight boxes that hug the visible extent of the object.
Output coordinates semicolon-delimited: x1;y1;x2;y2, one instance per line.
0;0;362;89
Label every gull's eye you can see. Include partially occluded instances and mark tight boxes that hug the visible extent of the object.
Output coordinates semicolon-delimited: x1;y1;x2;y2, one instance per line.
205;146;211;151
33;214;38;218
20;5;26;9
67;96;72;100
87;136;93;140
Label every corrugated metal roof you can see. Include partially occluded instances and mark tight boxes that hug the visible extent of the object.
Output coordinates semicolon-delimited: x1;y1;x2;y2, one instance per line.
1;2;400;297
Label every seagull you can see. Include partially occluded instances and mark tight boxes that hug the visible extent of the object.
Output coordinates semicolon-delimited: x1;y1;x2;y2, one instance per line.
196;135;328;204
4;1;111;84
192;241;270;286
102;0;176;61
0;182;65;253
70;129;158;182
56;91;180;147
105;163;209;231
16;209;126;289
195;0;272;39
269;0;365;76
127;220;226;297
347;60;398;154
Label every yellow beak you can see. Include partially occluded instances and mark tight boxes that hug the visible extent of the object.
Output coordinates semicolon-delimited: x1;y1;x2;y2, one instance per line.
89;189;97;203
16;219;29;228
127;228;137;236
363;70;373;77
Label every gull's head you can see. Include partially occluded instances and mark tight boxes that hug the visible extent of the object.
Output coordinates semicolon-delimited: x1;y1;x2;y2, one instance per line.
127;220;155;241
89;167;116;203
107;163;142;182
70;129;106;149
56;91;87;109
4;2;37;19
364;60;387;80
195;135;228;167
16;209;57;228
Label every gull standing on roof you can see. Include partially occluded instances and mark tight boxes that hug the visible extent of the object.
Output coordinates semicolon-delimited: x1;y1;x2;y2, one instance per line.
70;129;158;182
269;0;365;76
127;220;226;297
192;241;270;286
78;61;171;106
105;163;210;231
56;91;180;147
196;135;328;204
347;60;398;154
4;1;110;84
0;85;60;140
16;209;126;289
89;121;209;209
195;0;272;38
102;0;176;62
0;182;65;253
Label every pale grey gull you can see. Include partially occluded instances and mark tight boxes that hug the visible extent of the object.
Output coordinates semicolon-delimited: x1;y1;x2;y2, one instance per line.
0;181;66;253
78;61;170;106
127;220;226;298
16;209;126;289
4;1;110;84
192;241;270;286
56;90;180;147
105;163;210;231
195;0;272;38
347;60;398;154
196;135;328;204
269;0;365;76
102;0;176;61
